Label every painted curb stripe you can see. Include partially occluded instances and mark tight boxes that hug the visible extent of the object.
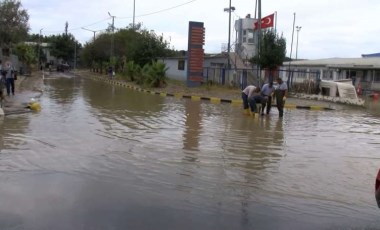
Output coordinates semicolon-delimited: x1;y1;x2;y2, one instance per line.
285;104;297;109
221;99;232;103
210;97;221;103
191;96;201;101
231;99;242;105
174;93;183;98
310;106;324;110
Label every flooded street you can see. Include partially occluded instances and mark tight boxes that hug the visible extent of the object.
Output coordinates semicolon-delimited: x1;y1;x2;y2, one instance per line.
0;74;379;229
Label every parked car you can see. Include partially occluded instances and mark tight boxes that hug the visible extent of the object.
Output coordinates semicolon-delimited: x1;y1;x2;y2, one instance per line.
57;63;70;72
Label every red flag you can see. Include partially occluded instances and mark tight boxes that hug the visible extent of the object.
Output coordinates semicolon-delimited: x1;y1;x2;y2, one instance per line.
254;13;274;30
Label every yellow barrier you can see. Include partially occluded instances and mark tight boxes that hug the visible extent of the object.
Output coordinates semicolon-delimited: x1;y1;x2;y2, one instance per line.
210;97;221;104
160;92;167;97
310;106;324;110
285;104;297;109
191;96;201;101
174;93;183;98
231;99;242;106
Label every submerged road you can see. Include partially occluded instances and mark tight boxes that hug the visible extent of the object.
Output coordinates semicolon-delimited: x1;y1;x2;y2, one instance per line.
0;72;379;229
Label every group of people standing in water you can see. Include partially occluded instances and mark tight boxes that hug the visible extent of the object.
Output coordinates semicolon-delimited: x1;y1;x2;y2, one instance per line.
242;78;288;118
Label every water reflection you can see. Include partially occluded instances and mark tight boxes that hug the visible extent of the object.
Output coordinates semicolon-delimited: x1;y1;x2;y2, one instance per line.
366;98;380;116
182;100;201;155
44;75;80;105
83;78;165;114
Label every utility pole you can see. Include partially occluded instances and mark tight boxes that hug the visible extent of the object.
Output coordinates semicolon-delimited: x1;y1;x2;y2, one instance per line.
287;13;296;88
296;26;302;60
133;0;136;30
38;28;43;69
74;42;77;70
82;27;99;42
108;12;115;64
224;1;235;72
227;0;231;70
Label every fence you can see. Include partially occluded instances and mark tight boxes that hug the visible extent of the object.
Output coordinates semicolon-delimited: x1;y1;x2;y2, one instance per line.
203;67;261;90
203;67;321;94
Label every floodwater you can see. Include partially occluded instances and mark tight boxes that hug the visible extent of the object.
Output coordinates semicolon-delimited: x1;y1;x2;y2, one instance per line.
0;74;379;230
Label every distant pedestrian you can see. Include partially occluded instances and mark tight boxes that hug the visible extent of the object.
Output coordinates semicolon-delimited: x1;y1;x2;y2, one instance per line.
0;60;5;102
274;78;288;118
242;85;257;112
261;82;274;115
4;62;15;96
108;66;113;79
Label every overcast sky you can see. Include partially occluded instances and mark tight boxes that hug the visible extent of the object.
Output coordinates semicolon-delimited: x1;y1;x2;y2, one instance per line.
22;0;380;59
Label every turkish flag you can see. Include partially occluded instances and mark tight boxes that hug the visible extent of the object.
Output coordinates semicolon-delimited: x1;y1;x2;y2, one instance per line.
254;13;274;30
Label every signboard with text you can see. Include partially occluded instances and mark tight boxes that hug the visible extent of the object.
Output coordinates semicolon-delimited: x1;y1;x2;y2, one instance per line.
187;21;205;87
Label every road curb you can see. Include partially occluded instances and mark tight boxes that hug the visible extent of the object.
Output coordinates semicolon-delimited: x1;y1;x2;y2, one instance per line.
91;76;335;111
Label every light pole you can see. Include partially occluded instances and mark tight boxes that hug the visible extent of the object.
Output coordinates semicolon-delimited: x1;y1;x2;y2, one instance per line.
133;0;136;30
224;1;235;70
296;26;302;60
108;12;115;64
38;28;43;69
81;27;99;42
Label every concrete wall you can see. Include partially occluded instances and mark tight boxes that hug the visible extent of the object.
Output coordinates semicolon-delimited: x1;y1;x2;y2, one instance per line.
163;58;187;81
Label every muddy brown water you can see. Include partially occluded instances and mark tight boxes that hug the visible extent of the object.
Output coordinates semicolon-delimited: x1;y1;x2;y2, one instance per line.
0;74;379;229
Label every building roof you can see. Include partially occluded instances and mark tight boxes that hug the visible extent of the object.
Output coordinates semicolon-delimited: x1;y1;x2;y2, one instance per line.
362;53;380;58
284;57;380;69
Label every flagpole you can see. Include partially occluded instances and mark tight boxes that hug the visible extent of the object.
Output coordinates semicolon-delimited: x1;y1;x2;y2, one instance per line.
257;0;262;86
274;11;277;34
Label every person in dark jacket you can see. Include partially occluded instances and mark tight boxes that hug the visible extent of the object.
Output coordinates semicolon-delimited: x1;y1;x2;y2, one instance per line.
274;78;288;117
4;62;15;96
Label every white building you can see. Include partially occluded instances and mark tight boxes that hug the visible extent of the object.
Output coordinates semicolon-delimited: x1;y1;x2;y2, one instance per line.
281;57;380;92
234;14;257;62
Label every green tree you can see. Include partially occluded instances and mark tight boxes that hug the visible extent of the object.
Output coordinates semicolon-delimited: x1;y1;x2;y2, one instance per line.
0;0;29;48
250;30;286;82
14;43;36;73
49;33;81;63
125;60;140;82
81;24;178;71
143;61;168;87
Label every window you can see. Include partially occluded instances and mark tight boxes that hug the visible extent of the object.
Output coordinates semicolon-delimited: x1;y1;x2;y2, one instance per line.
247;29;254;44
178;60;185;70
374;71;380;82
242;29;254;44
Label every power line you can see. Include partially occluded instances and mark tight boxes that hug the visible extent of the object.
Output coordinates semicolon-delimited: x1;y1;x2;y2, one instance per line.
118;0;198;19
40;0;198;35
43;17;110;34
